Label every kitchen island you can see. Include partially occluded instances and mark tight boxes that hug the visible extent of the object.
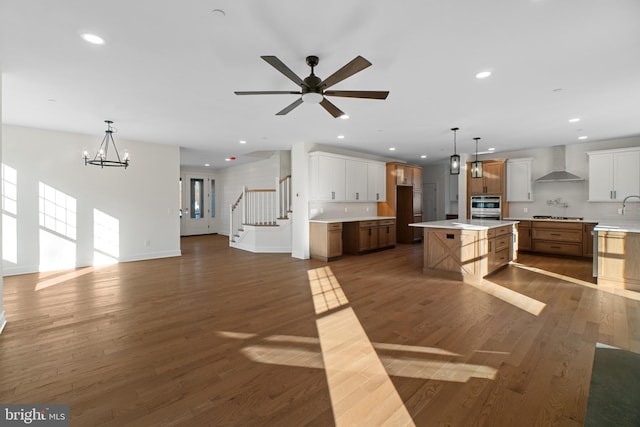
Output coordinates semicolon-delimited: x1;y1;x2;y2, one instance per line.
594;220;640;291
410;219;518;284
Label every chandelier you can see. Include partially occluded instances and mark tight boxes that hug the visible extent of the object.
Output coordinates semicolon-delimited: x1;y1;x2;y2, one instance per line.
83;120;129;168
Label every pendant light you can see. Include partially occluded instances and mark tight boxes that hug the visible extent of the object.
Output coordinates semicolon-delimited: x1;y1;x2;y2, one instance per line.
449;127;460;175
471;137;483;178
83;120;130;169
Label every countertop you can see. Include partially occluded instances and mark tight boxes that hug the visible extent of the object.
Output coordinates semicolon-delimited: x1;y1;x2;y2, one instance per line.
309;216;395;224
409;219;518;230
506;216;640;233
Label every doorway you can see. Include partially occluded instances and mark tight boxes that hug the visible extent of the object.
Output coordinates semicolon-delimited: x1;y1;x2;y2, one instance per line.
424;183;437;221
181;173;217;236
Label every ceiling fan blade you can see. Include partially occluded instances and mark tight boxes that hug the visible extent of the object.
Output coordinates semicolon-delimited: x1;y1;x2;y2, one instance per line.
320;98;346;118
261;56;305;86
276;98;304;115
235;91;301;95
321;56;372;90
324;90;389;100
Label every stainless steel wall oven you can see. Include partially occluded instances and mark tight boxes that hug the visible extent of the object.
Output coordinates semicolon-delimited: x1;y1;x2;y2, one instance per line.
470;195;501;220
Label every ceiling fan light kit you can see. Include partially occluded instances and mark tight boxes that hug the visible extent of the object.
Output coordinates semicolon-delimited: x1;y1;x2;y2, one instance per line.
235;55;389;117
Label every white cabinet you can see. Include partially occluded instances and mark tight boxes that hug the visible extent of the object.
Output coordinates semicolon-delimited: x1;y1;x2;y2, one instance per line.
367;162;386;201
346;160;368;201
309;153;346;201
587;148;640;201
309;152;386;202
506;158;533;202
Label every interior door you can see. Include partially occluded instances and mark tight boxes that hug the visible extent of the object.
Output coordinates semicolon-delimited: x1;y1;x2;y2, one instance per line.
424;183;437;222
181;174;217;236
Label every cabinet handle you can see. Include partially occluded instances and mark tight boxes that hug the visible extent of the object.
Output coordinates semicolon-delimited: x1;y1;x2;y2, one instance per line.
332;191;335;200
528;192;530;200
368;228;372;236
550;233;561;236
356;192;359;200
551;245;561;249
614;190;617;199
489;241;492;251
376;193;379;200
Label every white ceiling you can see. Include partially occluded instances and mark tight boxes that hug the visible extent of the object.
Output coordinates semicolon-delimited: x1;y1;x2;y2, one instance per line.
1;0;640;169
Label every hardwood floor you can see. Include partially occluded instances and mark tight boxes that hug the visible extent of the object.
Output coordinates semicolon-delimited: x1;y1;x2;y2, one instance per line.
1;235;639;426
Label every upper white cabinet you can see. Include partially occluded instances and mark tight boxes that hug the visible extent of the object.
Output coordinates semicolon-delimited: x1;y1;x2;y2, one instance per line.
309;152;386;202
345;159;368;201
587;148;640;201
506;158;533;202
367;162;386;202
309;153;346;201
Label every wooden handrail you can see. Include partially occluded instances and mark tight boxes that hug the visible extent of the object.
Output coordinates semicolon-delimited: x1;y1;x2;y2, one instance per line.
246;189;276;193
279;175;291;184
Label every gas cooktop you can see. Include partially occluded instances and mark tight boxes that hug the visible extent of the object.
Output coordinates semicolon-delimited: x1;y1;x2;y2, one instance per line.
532;215;584;220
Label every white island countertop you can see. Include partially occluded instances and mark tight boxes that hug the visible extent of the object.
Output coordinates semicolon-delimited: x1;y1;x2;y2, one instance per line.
410;219;519;230
593;219;640;233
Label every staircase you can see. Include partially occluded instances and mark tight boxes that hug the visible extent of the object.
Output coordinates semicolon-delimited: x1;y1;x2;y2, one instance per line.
229;176;292;253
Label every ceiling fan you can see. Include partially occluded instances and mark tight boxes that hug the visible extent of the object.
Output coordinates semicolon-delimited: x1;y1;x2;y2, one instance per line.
234;55;389;118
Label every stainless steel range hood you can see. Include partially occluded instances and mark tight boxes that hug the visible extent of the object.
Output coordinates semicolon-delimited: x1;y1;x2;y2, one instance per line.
535;145;584;182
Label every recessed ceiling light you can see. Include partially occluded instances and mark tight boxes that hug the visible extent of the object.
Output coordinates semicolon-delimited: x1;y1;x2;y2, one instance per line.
476;71;492;79
204;163;210;167
420;155;427;159
488;147;496;152
578;136;588;140
225;158;231;162
340;114;349;120
337;135;345;139
239;140;246;144
389;147;396;151
81;33;105;45
569;118;581;123
552;88;563;92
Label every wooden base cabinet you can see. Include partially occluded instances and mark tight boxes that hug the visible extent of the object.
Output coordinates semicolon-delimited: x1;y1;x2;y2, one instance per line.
343;219;396;254
517;220;532;251
531;221;583;257
309;222;343;261
597;231;640;291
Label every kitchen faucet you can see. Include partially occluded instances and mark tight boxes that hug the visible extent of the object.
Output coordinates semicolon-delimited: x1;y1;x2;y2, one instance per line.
622;195;640;215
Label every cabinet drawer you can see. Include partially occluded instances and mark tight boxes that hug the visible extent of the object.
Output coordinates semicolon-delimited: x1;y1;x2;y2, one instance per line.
494;235;511;252
532;229;581;242
532;241;581;256
532;221;582;230
359;220;378;228
495;225;512;237
327;222;343;231
494;248;510;265
379;219;395;226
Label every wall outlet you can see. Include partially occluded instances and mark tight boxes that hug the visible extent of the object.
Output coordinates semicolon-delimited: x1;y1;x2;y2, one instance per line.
366;207;370;212
145;239;151;247
320;207;324;214
618;208;624;215
344;207;348;212
523;207;528;213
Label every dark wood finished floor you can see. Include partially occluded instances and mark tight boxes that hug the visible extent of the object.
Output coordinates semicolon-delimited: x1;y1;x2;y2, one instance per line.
1;235;639;426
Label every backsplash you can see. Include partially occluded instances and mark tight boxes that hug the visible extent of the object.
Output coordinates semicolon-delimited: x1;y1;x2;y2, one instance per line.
508;180;640;220
309;201;380;219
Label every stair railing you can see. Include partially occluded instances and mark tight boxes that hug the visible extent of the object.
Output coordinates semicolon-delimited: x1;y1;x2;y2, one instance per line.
277;175;292;219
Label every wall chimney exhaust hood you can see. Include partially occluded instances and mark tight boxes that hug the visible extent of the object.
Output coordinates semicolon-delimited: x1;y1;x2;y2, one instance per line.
535;145;584;182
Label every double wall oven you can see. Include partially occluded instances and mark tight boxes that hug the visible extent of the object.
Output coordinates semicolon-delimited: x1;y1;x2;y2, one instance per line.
470;195;502;220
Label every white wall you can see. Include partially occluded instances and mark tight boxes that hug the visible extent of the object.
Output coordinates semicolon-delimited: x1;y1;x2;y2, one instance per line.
2;124;181;275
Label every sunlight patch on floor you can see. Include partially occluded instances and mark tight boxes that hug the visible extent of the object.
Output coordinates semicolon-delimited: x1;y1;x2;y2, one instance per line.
512;261;640;301
35;266;96;291
467;278;547;316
